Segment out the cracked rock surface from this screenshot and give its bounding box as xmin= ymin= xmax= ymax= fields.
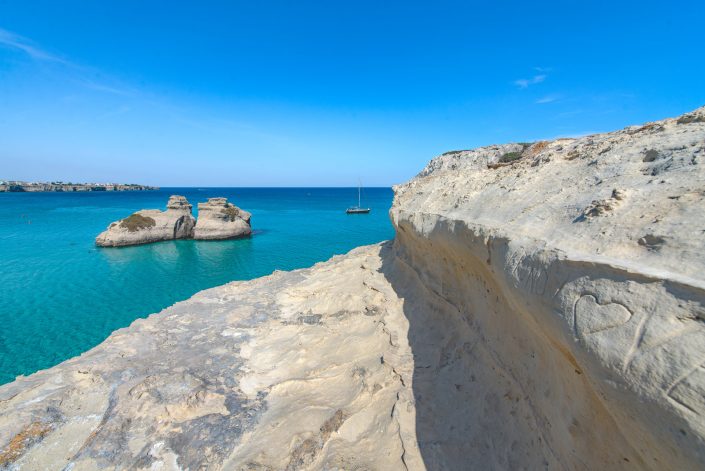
xmin=0 ymin=244 xmax=418 ymax=470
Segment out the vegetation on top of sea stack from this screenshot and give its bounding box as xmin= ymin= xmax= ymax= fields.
xmin=221 ymin=205 xmax=240 ymax=221
xmin=120 ymin=213 xmax=156 ymax=232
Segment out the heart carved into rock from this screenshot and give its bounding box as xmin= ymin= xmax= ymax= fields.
xmin=575 ymin=294 xmax=632 ymax=336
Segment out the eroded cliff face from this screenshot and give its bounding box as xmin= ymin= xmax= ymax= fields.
xmin=389 ymin=105 xmax=705 ymax=469
xmin=1 ymin=107 xmax=704 ymax=470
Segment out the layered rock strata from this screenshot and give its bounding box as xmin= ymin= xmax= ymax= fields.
xmin=2 ymin=106 xmax=705 ymax=470
xmin=387 ymin=105 xmax=705 ymax=469
xmin=193 ymin=197 xmax=252 ymax=240
xmin=95 ymin=195 xmax=196 ymax=247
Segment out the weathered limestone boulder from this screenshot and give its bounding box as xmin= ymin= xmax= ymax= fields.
xmin=95 ymin=195 xmax=196 ymax=247
xmin=2 ymin=106 xmax=704 ymax=470
xmin=193 ymin=197 xmax=252 ymax=240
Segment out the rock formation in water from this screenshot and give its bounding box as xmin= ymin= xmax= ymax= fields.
xmin=3 ymin=106 xmax=705 ymax=469
xmin=193 ymin=197 xmax=252 ymax=240
xmin=95 ymin=196 xmax=252 ymax=247
xmin=95 ymin=195 xmax=196 ymax=247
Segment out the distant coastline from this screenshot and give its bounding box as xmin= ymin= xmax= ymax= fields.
xmin=0 ymin=181 xmax=158 ymax=192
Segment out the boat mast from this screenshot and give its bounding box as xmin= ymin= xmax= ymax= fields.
xmin=358 ymin=182 xmax=361 ymax=208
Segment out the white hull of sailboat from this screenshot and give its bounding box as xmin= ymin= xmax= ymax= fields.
xmin=346 ymin=207 xmax=370 ymax=214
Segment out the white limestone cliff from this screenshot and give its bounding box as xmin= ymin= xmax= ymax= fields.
xmin=2 ymin=106 xmax=704 ymax=470
xmin=389 ymin=105 xmax=705 ymax=469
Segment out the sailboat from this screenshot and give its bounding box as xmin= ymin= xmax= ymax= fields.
xmin=346 ymin=182 xmax=371 ymax=214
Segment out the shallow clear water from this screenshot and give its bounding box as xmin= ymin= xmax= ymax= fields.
xmin=0 ymin=187 xmax=394 ymax=384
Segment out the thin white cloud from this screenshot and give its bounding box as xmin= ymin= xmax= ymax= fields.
xmin=514 ymin=74 xmax=546 ymax=89
xmin=536 ymin=94 xmax=560 ymax=104
xmin=0 ymin=27 xmax=69 ymax=64
xmin=0 ymin=27 xmax=133 ymax=96
xmin=75 ymin=77 xmax=135 ymax=96
xmin=0 ymin=27 xmax=275 ymax=141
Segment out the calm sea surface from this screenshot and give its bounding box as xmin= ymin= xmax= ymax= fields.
xmin=0 ymin=187 xmax=394 ymax=384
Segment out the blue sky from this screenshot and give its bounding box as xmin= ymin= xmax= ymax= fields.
xmin=0 ymin=0 xmax=703 ymax=186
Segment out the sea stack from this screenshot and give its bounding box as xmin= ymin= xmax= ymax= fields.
xmin=95 ymin=195 xmax=196 ymax=247
xmin=193 ymin=197 xmax=252 ymax=240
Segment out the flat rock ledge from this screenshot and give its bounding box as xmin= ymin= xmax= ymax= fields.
xmin=194 ymin=198 xmax=252 ymax=240
xmin=0 ymin=243 xmax=416 ymax=470
xmin=3 ymin=106 xmax=705 ymax=470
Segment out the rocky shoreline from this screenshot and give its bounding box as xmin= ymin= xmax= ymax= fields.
xmin=1 ymin=106 xmax=704 ymax=470
xmin=95 ymin=196 xmax=252 ymax=247
xmin=0 ymin=181 xmax=157 ymax=192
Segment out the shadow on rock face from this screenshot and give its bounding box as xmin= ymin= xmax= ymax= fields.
xmin=375 ymin=223 xmax=659 ymax=470
xmin=376 ymin=239 xmax=562 ymax=470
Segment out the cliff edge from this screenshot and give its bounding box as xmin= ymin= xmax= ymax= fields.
xmin=389 ymin=105 xmax=705 ymax=469
xmin=2 ymin=106 xmax=704 ymax=470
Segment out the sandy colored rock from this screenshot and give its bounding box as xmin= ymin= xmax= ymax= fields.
xmin=389 ymin=104 xmax=705 ymax=469
xmin=193 ymin=197 xmax=252 ymax=240
xmin=95 ymin=195 xmax=196 ymax=247
xmin=0 ymin=244 xmax=417 ymax=470
xmin=2 ymin=105 xmax=705 ymax=470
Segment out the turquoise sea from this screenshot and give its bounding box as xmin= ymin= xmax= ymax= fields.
xmin=0 ymin=188 xmax=394 ymax=385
